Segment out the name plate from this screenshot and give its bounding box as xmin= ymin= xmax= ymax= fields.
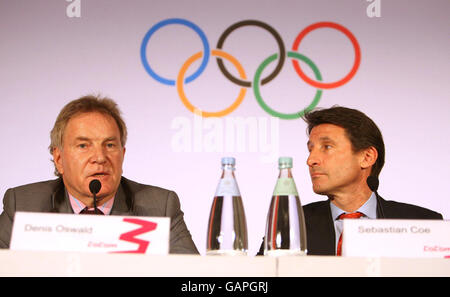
xmin=10 ymin=212 xmax=170 ymax=254
xmin=342 ymin=219 xmax=450 ymax=258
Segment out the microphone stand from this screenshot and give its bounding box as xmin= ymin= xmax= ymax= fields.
xmin=89 ymin=179 xmax=102 ymax=215
xmin=93 ymin=192 xmax=98 ymax=214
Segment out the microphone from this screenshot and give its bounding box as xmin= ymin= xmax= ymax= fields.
xmin=366 ymin=176 xmax=379 ymax=192
xmin=367 ymin=176 xmax=385 ymax=218
xmin=89 ymin=179 xmax=102 ymax=214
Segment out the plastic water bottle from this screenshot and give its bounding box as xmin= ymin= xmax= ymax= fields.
xmin=206 ymin=157 xmax=248 ymax=255
xmin=264 ymin=157 xmax=307 ymax=256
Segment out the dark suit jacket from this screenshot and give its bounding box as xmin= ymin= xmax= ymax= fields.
xmin=0 ymin=177 xmax=199 ymax=254
xmin=257 ymin=194 xmax=443 ymax=256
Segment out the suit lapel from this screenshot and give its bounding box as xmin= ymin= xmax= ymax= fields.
xmin=110 ymin=181 xmax=133 ymax=216
xmin=305 ymin=200 xmax=336 ymax=255
xmin=51 ymin=179 xmax=73 ymax=214
xmin=375 ymin=193 xmax=387 ymax=218
xmin=319 ymin=201 xmax=336 ymax=255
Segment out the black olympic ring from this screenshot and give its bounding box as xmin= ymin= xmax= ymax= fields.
xmin=216 ymin=20 xmax=286 ymax=88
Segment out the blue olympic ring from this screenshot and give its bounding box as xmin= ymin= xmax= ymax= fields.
xmin=140 ymin=18 xmax=210 ymax=86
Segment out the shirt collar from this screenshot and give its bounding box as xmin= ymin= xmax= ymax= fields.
xmin=330 ymin=192 xmax=377 ymax=220
xmin=68 ymin=192 xmax=114 ymax=215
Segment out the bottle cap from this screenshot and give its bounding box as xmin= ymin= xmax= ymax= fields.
xmin=278 ymin=157 xmax=293 ymax=169
xmin=221 ymin=157 xmax=236 ymax=166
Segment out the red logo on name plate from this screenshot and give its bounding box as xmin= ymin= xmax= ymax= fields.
xmin=112 ymin=218 xmax=158 ymax=253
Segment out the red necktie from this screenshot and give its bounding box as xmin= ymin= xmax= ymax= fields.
xmin=336 ymin=212 xmax=364 ymax=256
xmin=80 ymin=207 xmax=104 ymax=215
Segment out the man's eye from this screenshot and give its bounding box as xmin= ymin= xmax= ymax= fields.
xmin=78 ymin=143 xmax=87 ymax=149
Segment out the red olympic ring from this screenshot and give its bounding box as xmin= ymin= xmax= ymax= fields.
xmin=291 ymin=22 xmax=361 ymax=89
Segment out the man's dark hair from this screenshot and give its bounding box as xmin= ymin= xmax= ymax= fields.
xmin=303 ymin=106 xmax=385 ymax=178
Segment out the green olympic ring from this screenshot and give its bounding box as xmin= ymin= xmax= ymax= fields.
xmin=253 ymin=51 xmax=323 ymax=120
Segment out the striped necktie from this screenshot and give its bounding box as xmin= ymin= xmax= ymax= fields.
xmin=80 ymin=207 xmax=104 ymax=215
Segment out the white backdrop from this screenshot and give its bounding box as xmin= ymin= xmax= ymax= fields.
xmin=1 ymin=0 xmax=449 ymax=255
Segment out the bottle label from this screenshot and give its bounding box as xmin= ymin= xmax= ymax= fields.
xmin=215 ymin=177 xmax=241 ymax=196
xmin=273 ymin=177 xmax=299 ymax=196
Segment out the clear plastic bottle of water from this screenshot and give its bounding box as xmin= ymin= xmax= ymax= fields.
xmin=206 ymin=157 xmax=248 ymax=255
xmin=264 ymin=157 xmax=307 ymax=256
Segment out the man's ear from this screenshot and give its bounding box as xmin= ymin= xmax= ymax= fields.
xmin=52 ymin=147 xmax=64 ymax=175
xmin=360 ymin=146 xmax=378 ymax=170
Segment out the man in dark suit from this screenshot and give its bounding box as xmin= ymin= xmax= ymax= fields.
xmin=258 ymin=106 xmax=442 ymax=256
xmin=0 ymin=95 xmax=199 ymax=254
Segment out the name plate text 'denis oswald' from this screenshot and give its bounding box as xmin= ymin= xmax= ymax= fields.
xmin=10 ymin=212 xmax=170 ymax=254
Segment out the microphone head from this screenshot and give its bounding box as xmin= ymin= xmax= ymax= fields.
xmin=89 ymin=179 xmax=102 ymax=195
xmin=367 ymin=176 xmax=379 ymax=192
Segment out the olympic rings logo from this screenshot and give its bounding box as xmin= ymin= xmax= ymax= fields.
xmin=140 ymin=18 xmax=361 ymax=119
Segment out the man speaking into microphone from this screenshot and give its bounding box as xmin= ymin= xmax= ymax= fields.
xmin=0 ymin=95 xmax=199 ymax=254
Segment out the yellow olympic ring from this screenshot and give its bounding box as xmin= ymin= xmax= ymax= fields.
xmin=176 ymin=49 xmax=247 ymax=118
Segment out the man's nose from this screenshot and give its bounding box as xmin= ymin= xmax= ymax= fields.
xmin=306 ymin=150 xmax=320 ymax=167
xmin=91 ymin=145 xmax=106 ymax=163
